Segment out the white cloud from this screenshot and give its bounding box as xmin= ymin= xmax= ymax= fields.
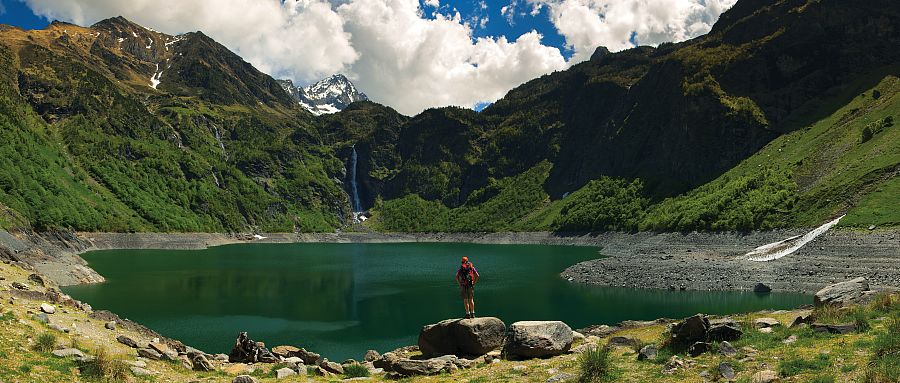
xmin=21 ymin=0 xmax=733 ymax=115
xmin=531 ymin=0 xmax=737 ymax=62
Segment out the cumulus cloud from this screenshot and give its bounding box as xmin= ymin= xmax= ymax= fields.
xmin=21 ymin=0 xmax=734 ymax=115
xmin=530 ymin=0 xmax=738 ymax=62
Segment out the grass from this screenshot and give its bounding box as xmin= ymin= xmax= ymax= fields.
xmin=76 ymin=347 xmax=129 ymax=383
xmin=345 ymin=363 xmax=371 ymax=378
xmin=779 ymin=353 xmax=830 ymax=377
xmin=577 ymin=346 xmax=616 ymax=383
xmin=864 ymin=315 xmax=900 ymax=383
xmin=32 ymin=332 xmax=56 ymax=353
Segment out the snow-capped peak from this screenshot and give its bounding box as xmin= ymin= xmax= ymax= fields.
xmin=278 ymin=74 xmax=368 ymax=116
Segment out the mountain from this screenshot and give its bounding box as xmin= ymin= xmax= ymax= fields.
xmin=0 ymin=0 xmax=897 ymax=236
xmin=279 ymin=74 xmax=368 ymax=116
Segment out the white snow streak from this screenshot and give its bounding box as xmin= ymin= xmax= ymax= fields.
xmin=746 ymin=215 xmax=845 ymax=262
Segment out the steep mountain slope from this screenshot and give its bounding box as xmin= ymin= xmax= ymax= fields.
xmin=279 ymin=74 xmax=368 ymax=115
xmin=351 ymin=0 xmax=900 ymax=232
xmin=0 ymin=17 xmax=349 ymax=232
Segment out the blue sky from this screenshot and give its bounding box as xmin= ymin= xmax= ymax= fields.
xmin=0 ymin=0 xmax=48 ymax=30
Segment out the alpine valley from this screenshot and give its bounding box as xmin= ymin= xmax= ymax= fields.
xmin=0 ymin=0 xmax=897 ymax=236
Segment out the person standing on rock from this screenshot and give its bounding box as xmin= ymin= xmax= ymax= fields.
xmin=456 ymin=256 xmax=480 ymax=319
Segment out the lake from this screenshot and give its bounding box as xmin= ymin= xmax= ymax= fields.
xmin=63 ymin=242 xmax=809 ymax=361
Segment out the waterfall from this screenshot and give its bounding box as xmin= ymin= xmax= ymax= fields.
xmin=746 ymin=215 xmax=845 ymax=261
xmin=349 ymin=145 xmax=363 ymax=214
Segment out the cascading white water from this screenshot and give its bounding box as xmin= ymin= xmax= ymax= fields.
xmin=349 ymin=145 xmax=363 ymax=220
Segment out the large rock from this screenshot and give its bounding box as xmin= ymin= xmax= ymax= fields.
xmin=319 ymin=359 xmax=344 ymax=375
xmin=637 ymin=345 xmax=658 ymax=361
xmin=364 ymin=349 xmax=381 ymax=362
xmin=707 ymin=323 xmax=743 ymax=342
xmin=228 ymin=332 xmax=278 ymax=363
xmin=271 ymin=345 xmax=299 ymax=358
xmin=116 ymin=335 xmax=139 ymax=348
xmin=391 ymin=358 xmax=454 ymax=376
xmin=295 ymin=348 xmax=321 ymax=365
xmin=811 ymin=323 xmax=857 ymax=334
xmin=137 ymin=348 xmax=162 ymax=361
xmin=232 ymin=376 xmax=258 ymax=383
xmin=52 ymin=348 xmax=85 ymax=358
xmin=670 ymin=314 xmax=709 ymax=348
xmin=40 ymin=303 xmax=56 ymax=314
xmin=504 ymin=321 xmax=574 ymax=359
xmin=751 ymin=370 xmax=778 ymax=383
xmin=191 ymin=354 xmax=213 ymax=372
xmin=275 ymin=367 xmax=297 ymax=379
xmin=418 ymin=317 xmax=506 ymax=357
xmin=814 ymin=277 xmax=871 ymax=306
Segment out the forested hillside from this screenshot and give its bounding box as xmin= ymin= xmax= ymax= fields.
xmin=0 ymin=0 xmax=897 ymax=234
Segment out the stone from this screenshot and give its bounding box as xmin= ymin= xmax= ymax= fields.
xmin=33 ymin=312 xmax=49 ymax=324
xmin=117 ymin=335 xmax=139 ymax=348
xmin=314 ymin=366 xmax=334 ymax=377
xmin=364 ymin=349 xmax=381 ymax=362
xmin=11 ymin=282 xmax=28 ymax=290
xmin=137 ymin=348 xmax=162 ymax=360
xmin=783 ymin=335 xmax=798 ymax=344
xmin=214 ymin=353 xmax=228 ymax=361
xmin=392 ymin=358 xmax=453 ymax=376
xmin=569 ymin=343 xmax=598 ymax=354
xmin=754 ymin=318 xmax=780 ymax=328
xmin=373 ymin=352 xmax=399 ymax=371
xmin=811 ymin=323 xmax=857 ymax=334
xmin=719 ymin=341 xmax=737 ymax=357
xmin=232 ymin=376 xmax=258 ymax=383
xmin=814 ymin=278 xmax=871 ymax=307
xmin=191 ymin=354 xmax=214 ymax=372
xmin=418 ymin=317 xmax=506 ymax=357
xmin=707 ymin=323 xmax=743 ymax=342
xmin=40 ymin=303 xmax=56 ymax=314
xmin=126 ymin=360 xmax=147 ymax=368
xmin=228 ymin=332 xmax=278 ymax=363
xmin=295 ymin=348 xmax=321 ymax=365
xmin=688 ymin=342 xmax=710 ymax=357
xmin=178 ymin=355 xmax=193 ymax=370
xmin=319 ymin=359 xmax=344 ymax=375
xmin=271 ymin=345 xmax=300 ymax=358
xmin=283 ymin=356 xmax=304 ymax=365
xmin=148 ymin=342 xmax=169 ymax=354
xmin=751 ymin=370 xmax=778 ymax=383
xmin=753 ymin=283 xmax=772 ymax=293
xmin=52 ymin=348 xmax=85 ymax=358
xmin=512 ymin=365 xmax=527 ymax=372
xmin=572 ymin=331 xmax=585 ymax=342
xmin=719 ymin=362 xmax=735 ymax=379
xmin=504 ymin=321 xmax=574 ymax=359
xmin=130 ymin=366 xmax=154 ymax=376
xmin=49 ymin=324 xmax=69 ymax=333
xmin=105 ymin=321 xmax=116 ymax=330
xmin=342 ymin=358 xmax=359 ymax=366
xmin=547 ymin=372 xmax=575 ymax=382
xmin=607 ymin=336 xmax=641 ymax=349
xmin=275 ymin=367 xmax=297 ymax=379
xmin=758 ymin=327 xmax=774 ymax=334
xmin=637 ymin=345 xmax=658 ymax=361
xmin=671 ymin=314 xmax=709 ymax=347
xmin=790 ymin=314 xmax=812 ymax=328
xmin=28 ymin=274 xmax=45 ymax=286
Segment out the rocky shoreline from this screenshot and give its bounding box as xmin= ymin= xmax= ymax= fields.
xmin=1 ymin=228 xmax=899 ymax=294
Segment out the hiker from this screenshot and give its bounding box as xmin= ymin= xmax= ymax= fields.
xmin=456 ymin=256 xmax=480 ymax=319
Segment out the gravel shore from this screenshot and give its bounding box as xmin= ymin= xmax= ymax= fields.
xmin=2 ymin=229 xmax=898 ymax=293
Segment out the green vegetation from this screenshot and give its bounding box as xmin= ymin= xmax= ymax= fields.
xmin=779 ymin=354 xmax=830 ymax=377
xmin=864 ymin=315 xmax=900 ymax=383
xmin=76 ymin=347 xmax=130 ymax=382
xmin=577 ymin=346 xmax=616 ymax=383
xmin=32 ymin=332 xmax=57 ymax=353
xmin=344 ymin=363 xmax=371 ymax=378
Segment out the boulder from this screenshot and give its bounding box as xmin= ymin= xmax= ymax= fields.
xmin=40 ymin=303 xmax=56 ymax=314
xmin=670 ymin=314 xmax=709 ymax=348
xmin=28 ymin=273 xmax=46 ymax=286
xmin=418 ymin=317 xmax=506 ymax=357
xmin=33 ymin=312 xmax=49 ymax=324
xmin=233 ymin=376 xmax=258 ymax=383
xmin=607 ymin=336 xmax=641 ymax=349
xmin=811 ymin=323 xmax=857 ymax=334
xmin=751 ymin=370 xmax=778 ymax=383
xmin=637 ymin=345 xmax=658 ymax=361
xmin=148 ymin=342 xmax=169 ymax=355
xmin=319 ymin=359 xmax=344 ymax=375
xmin=504 ymin=321 xmax=574 ymax=359
xmin=137 ymin=348 xmax=162 ymax=361
xmin=104 ymin=321 xmax=116 ymax=330
xmin=718 ymin=341 xmax=737 ymax=357
xmin=719 ymin=362 xmax=736 ymax=379
xmin=130 ymin=366 xmax=154 ymax=376
xmin=228 ymin=332 xmax=278 ymax=363
xmin=814 ymin=277 xmax=871 ymax=306
xmin=295 ymin=348 xmax=321 ymax=365
xmin=391 ymin=358 xmax=453 ymax=376
xmin=191 ymin=354 xmax=213 ymax=372
xmin=364 ymin=349 xmax=381 ymax=362
xmin=271 ymin=345 xmax=300 ymax=358
xmin=12 ymin=282 xmax=28 ymax=290
xmin=707 ymin=323 xmax=743 ymax=342
xmin=753 ymin=283 xmax=772 ymax=293
xmin=52 ymin=348 xmax=85 ymax=358
xmin=275 ymin=367 xmax=297 ymax=379
xmin=117 ymin=335 xmax=139 ymax=348
xmin=754 ymin=318 xmax=780 ymax=328
xmin=688 ymin=342 xmax=710 ymax=357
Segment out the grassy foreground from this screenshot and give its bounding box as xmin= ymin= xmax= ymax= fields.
xmin=1 ymin=259 xmax=898 ymax=383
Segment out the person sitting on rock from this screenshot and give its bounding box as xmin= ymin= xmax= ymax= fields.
xmin=456 ymin=256 xmax=480 ymax=319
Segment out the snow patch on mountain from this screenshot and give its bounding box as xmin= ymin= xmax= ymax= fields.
xmin=278 ymin=74 xmax=368 ymax=116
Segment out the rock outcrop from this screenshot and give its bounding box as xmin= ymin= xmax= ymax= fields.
xmin=228 ymin=332 xmax=277 ymax=363
xmin=503 ymin=321 xmax=573 ymax=359
xmin=418 ymin=317 xmax=506 ymax=357
xmin=814 ymin=277 xmax=873 ymax=306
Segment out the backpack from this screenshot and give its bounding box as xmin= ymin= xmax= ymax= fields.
xmin=460 ymin=263 xmax=474 ymax=287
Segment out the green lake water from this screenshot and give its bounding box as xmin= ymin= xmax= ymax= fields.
xmin=63 ymin=242 xmax=809 ymax=361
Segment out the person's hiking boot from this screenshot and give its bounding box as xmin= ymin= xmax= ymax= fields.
xmin=464 ymin=313 xmax=471 ymax=319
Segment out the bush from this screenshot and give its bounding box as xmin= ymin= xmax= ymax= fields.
xmin=578 ymin=346 xmax=616 ymax=383
xmin=33 ymin=332 xmax=57 ymax=352
xmin=77 ymin=347 xmax=129 ymax=382
xmin=344 ymin=363 xmax=370 ymax=378
xmin=870 ymin=292 xmax=897 ymax=313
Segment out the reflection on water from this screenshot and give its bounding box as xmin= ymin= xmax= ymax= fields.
xmin=63 ymin=242 xmax=809 ymax=360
